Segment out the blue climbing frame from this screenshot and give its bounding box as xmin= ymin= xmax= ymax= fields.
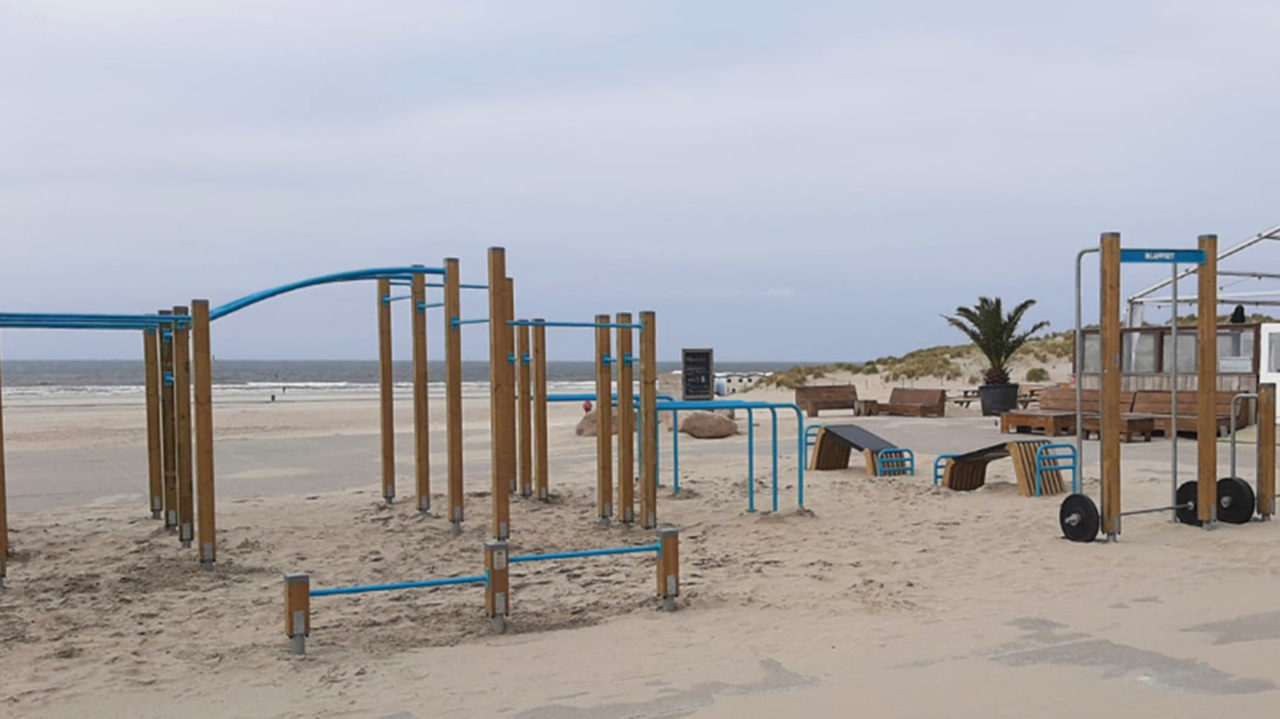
xmin=1035 ymin=443 xmax=1079 ymax=496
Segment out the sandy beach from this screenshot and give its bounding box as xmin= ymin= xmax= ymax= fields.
xmin=3 ymin=378 xmax=1279 ymax=719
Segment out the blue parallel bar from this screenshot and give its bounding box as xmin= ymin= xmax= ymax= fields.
xmin=309 ymin=574 xmax=486 ymax=597
xmin=508 ymin=320 xmax=643 ymax=329
xmin=425 ymin=282 xmax=489 ymax=290
xmin=451 ymin=317 xmax=490 ymax=328
xmin=510 ymin=544 xmax=659 ymax=563
xmin=387 ymin=294 xmax=412 ymax=303
xmin=419 ymin=302 xmax=444 ymax=311
xmin=770 ymin=407 xmax=778 ymax=512
xmin=546 ymin=393 xmax=676 ymax=404
xmin=747 ymin=408 xmax=755 ymax=512
xmin=672 ymin=410 xmax=680 ymax=492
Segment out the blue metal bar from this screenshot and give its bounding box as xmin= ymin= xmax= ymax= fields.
xmin=451 ymin=317 xmax=490 ymax=329
xmin=0 ymin=312 xmax=187 ymax=324
xmin=875 ymin=448 xmax=915 ymax=477
xmin=933 ymin=454 xmax=958 ymax=486
xmin=546 ymin=393 xmax=676 ymax=404
xmin=418 ymin=301 xmax=444 ymax=311
xmin=0 ymin=321 xmax=164 ymax=331
xmin=209 ymin=266 xmax=446 ymax=320
xmin=747 ymin=408 xmax=755 ymax=512
xmin=425 ymin=282 xmax=489 ymax=290
xmin=672 ymin=410 xmax=680 ymax=492
xmin=509 ymin=544 xmax=659 ymax=563
xmin=1035 ymin=443 xmax=1079 ymax=496
xmin=770 ymin=407 xmax=778 ymax=512
xmin=387 ymin=294 xmax=412 ymax=303
xmin=508 ymin=320 xmax=643 ymax=329
xmin=309 ymin=574 xmax=487 ymax=597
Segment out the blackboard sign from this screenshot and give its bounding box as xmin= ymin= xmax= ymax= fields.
xmin=682 ymin=348 xmax=714 ymax=401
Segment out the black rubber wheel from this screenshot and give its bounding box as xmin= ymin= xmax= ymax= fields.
xmin=1175 ymin=481 xmax=1200 ymax=526
xmin=1060 ymin=493 xmax=1099 ymax=543
xmin=1217 ymin=477 xmax=1255 ymax=525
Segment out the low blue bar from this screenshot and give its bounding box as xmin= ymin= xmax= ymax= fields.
xmin=508 ymin=320 xmax=643 ymax=329
xmin=510 ymin=544 xmax=659 ymax=563
xmin=309 ymin=574 xmax=487 ymax=597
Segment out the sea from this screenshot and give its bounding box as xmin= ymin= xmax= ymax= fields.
xmin=0 ymin=360 xmax=792 ymax=400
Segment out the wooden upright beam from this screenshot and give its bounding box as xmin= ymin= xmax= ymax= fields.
xmin=411 ymin=269 xmax=430 ymax=513
xmin=595 ymin=314 xmax=614 ymax=524
xmin=377 ymin=278 xmax=396 ymax=505
xmin=517 ymin=322 xmax=533 ymax=498
xmin=639 ymin=311 xmax=658 ymax=529
xmin=1258 ymin=383 xmax=1276 ymax=519
xmin=143 ymin=327 xmax=163 ymax=519
xmin=173 ymin=305 xmax=194 ymax=548
xmin=192 ymin=300 xmax=216 ymax=564
xmin=1197 ymin=234 xmax=1219 ymax=525
xmin=444 ymin=258 xmax=464 ymax=530
xmin=0 ymin=332 xmax=8 ymax=579
xmin=503 ymin=277 xmax=517 ymax=495
xmin=1099 ymin=234 xmax=1122 ymax=538
xmin=159 ymin=309 xmax=178 ymax=531
xmin=532 ymin=318 xmax=549 ymax=501
xmin=616 ymin=312 xmax=635 ymax=524
xmin=488 ymin=248 xmax=511 ymax=540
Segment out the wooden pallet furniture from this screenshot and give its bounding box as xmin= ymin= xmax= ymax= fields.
xmin=794 ymin=385 xmax=858 ymax=418
xmin=1079 ymin=414 xmax=1155 ymax=442
xmin=938 ymin=439 xmax=1067 ymax=496
xmin=1000 ymin=388 xmax=1135 ymax=437
xmin=879 ymin=388 xmax=945 ymax=417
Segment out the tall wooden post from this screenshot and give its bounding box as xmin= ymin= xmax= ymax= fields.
xmin=533 ymin=318 xmax=549 ymax=501
xmin=616 ymin=313 xmax=635 ymax=524
xmin=284 ymin=573 xmax=311 ymax=655
xmin=1099 ymin=234 xmax=1121 ymax=538
xmin=0 ymin=332 xmax=7 ymax=580
xmin=517 ymin=322 xmax=533 ymax=498
xmin=444 ymin=258 xmax=464 ymax=530
xmin=377 ymin=278 xmax=396 ymax=505
xmin=487 ymin=249 xmax=511 ymax=539
xmin=595 ymin=314 xmax=614 ymax=524
xmin=173 ymin=306 xmax=195 ymax=548
xmin=1258 ymin=383 xmax=1276 ymax=519
xmin=192 ymin=300 xmax=216 ymax=564
xmin=1197 ymin=234 xmax=1219 ymax=525
xmin=485 ymin=540 xmax=510 ymax=634
xmin=658 ymin=527 xmax=679 ymax=611
xmin=411 ymin=269 xmax=430 ymax=513
xmin=143 ymin=327 xmax=163 ymax=519
xmin=639 ymin=311 xmax=658 ymax=529
xmin=159 ymin=309 xmax=178 ymax=530
xmin=503 ymin=278 xmax=517 ymax=495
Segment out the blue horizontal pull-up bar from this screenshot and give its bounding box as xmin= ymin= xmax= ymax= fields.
xmin=210 ymin=266 xmax=447 ymax=321
xmin=0 ymin=312 xmax=190 ymax=324
xmin=451 ymin=317 xmax=490 ymax=329
xmin=426 ymin=282 xmax=489 ymax=290
xmin=508 ymin=320 xmax=643 ymax=330
xmin=545 ymin=393 xmax=677 ymax=404
xmin=309 ymin=573 xmax=487 ymax=597
xmin=509 ymin=543 xmax=660 ymax=564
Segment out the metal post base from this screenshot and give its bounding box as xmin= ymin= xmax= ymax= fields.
xmin=151 ymin=510 xmax=162 ymax=520
xmin=538 ymin=489 xmax=549 ymax=502
xmin=490 ymin=615 xmax=506 ymax=634
xmin=290 ymin=634 xmax=306 ymax=656
xmin=597 ymin=516 xmax=611 ymax=528
xmin=451 ymin=521 xmax=462 ymax=536
xmin=663 ymin=596 xmax=676 ymax=612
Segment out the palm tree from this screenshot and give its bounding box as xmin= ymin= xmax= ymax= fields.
xmin=943 ymin=297 xmax=1049 ymax=386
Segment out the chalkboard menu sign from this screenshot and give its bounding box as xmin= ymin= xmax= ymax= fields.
xmin=681 ymin=348 xmax=714 ymax=401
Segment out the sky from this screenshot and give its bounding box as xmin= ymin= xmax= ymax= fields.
xmin=2 ymin=1 xmax=1280 ymax=362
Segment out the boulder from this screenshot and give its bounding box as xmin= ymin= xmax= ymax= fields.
xmin=678 ymin=411 xmax=738 ymax=439
xmin=575 ymin=409 xmax=622 ymax=437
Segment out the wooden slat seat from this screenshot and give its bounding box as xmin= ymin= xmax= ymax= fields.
xmin=879 ymin=388 xmax=945 ymax=417
xmin=795 ymin=385 xmax=857 ymax=418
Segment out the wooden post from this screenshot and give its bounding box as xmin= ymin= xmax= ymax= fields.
xmin=0 ymin=332 xmax=7 ymax=580
xmin=284 ymin=573 xmax=311 ymax=655
xmin=595 ymin=314 xmax=614 ymax=524
xmin=173 ymin=305 xmax=195 ymax=548
xmin=658 ymin=528 xmax=679 ymax=611
xmin=143 ymin=327 xmax=163 ymax=519
xmin=517 ymin=322 xmax=533 ymax=497
xmin=411 ymin=269 xmax=430 ymax=513
xmin=192 ymin=300 xmax=216 ymax=564
xmin=640 ymin=311 xmax=658 ymax=529
xmin=484 ymin=540 xmax=509 ymax=634
xmin=533 ymin=318 xmax=549 ymax=501
xmin=444 ymin=258 xmax=465 ymax=530
xmin=487 ymin=249 xmax=511 ymax=539
xmin=1197 ymin=234 xmax=1218 ymax=525
xmin=503 ymin=278 xmax=517 ymax=495
xmin=159 ymin=309 xmax=178 ymax=530
xmin=616 ymin=313 xmax=635 ymax=524
xmin=377 ymin=278 xmax=396 ymax=505
xmin=1099 ymin=234 xmax=1122 ymax=538
xmin=1259 ymin=383 xmax=1276 ymax=518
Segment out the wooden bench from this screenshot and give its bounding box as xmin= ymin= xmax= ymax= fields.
xmin=795 ymin=385 xmax=857 ymax=418
xmin=879 ymin=388 xmax=945 ymax=417
xmin=1131 ymin=391 xmax=1250 ymax=438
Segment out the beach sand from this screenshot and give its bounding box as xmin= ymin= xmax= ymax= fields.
xmin=3 ymin=382 xmax=1280 ymax=718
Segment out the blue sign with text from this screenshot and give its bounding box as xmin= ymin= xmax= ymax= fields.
xmin=1119 ymin=248 xmax=1207 ymax=264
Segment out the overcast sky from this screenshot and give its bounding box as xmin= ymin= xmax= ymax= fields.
xmin=2 ymin=1 xmax=1279 ymax=361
